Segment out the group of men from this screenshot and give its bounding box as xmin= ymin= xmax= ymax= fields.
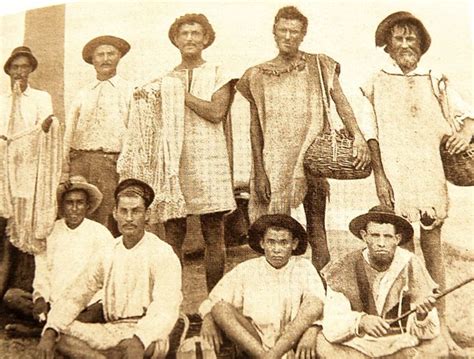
xmin=0 ymin=4 xmax=472 ymax=359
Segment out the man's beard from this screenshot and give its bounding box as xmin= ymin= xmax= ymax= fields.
xmin=393 ymin=49 xmax=420 ymax=72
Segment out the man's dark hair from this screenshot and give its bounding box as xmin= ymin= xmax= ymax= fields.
xmin=273 ymin=6 xmax=308 ymax=35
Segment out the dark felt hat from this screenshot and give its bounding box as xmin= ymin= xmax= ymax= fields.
xmin=82 ymin=35 xmax=130 ymax=64
xmin=248 ymin=214 xmax=308 ymax=255
xmin=375 ymin=11 xmax=431 ymax=54
xmin=57 ymin=175 xmax=103 ymax=215
xmin=114 ymin=178 xmax=155 ymax=208
xmin=349 ymin=205 xmax=414 ymax=245
xmin=168 ymin=13 xmax=216 ymax=49
xmin=4 ymin=46 xmax=38 ymax=75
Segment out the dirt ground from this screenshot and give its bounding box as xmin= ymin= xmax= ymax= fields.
xmin=0 ymin=230 xmax=472 ymax=358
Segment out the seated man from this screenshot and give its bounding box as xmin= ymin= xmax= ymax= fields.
xmin=37 ymin=178 xmax=183 ymax=358
xmin=3 ymin=175 xmax=113 ymax=333
xmin=318 ymin=205 xmax=448 ymax=358
xmin=200 ymin=214 xmax=325 ymax=358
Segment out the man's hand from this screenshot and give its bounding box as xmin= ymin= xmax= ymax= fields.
xmin=415 ymin=295 xmax=437 ymax=321
xmin=33 ymin=297 xmax=49 ymax=322
xmin=255 ymin=171 xmax=271 ymax=204
xmin=37 ymin=328 xmax=57 ymax=359
xmin=144 ymin=338 xmax=169 ymax=359
xmin=201 ymin=314 xmax=223 ymax=353
xmin=352 ymin=134 xmax=371 ymax=170
xmin=41 ymin=115 xmax=54 ymax=133
xmin=374 ymin=174 xmax=394 ymax=208
xmin=359 ymin=314 xmax=390 ymax=337
xmin=295 ymin=326 xmax=319 ymax=359
xmin=118 ymin=336 xmax=145 ymax=359
xmin=445 ymin=132 xmax=470 ymax=155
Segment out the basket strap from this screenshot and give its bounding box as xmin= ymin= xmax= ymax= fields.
xmin=431 ymin=72 xmax=460 ymax=134
xmin=179 ymin=312 xmax=190 ymax=345
xmin=316 ymin=55 xmax=338 ymax=161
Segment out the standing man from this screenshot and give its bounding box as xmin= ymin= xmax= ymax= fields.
xmin=3 ymin=176 xmax=113 ymax=333
xmin=165 ymin=14 xmax=236 ymax=291
xmin=361 ymin=11 xmax=473 ymax=354
xmin=0 ymin=46 xmax=60 ymax=299
xmin=236 ymin=6 xmax=370 ymax=271
xmin=62 ymin=35 xmax=134 ymax=237
xmin=37 ymin=178 xmax=182 ymax=358
xmin=319 ymin=205 xmax=446 ymax=358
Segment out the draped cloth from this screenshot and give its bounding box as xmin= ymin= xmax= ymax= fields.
xmin=4 ymin=120 xmax=62 ymax=254
xmin=118 ymin=76 xmax=186 ymax=223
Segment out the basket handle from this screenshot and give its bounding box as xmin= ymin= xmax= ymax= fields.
xmin=435 ymin=75 xmax=460 ymax=134
xmin=316 ymin=55 xmax=338 ymax=161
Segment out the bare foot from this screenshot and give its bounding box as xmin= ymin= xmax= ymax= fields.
xmin=441 ymin=325 xmax=466 ymax=357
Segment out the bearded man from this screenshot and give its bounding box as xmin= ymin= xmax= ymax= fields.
xmin=361 ymin=11 xmax=473 ymax=355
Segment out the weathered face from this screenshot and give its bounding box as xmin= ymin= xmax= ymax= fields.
xmin=113 ymin=195 xmax=149 ymax=240
xmin=92 ymin=44 xmax=121 ymax=79
xmin=175 ymin=22 xmax=208 ymax=57
xmin=273 ymin=18 xmax=305 ymax=56
xmin=260 ymin=227 xmax=298 ymax=269
xmin=388 ymin=25 xmax=422 ymax=72
xmin=62 ymin=190 xmax=89 ymax=230
xmin=361 ymin=222 xmax=401 ymax=269
xmin=9 ymin=55 xmax=33 ymax=92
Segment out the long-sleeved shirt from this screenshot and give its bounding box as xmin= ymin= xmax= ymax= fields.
xmin=62 ymin=75 xmax=133 ymax=158
xmin=322 ymin=247 xmax=440 ymax=357
xmin=199 ymin=256 xmax=325 ymax=350
xmin=33 ymin=218 xmax=114 ymax=304
xmin=44 ymin=231 xmax=182 ymax=349
xmin=0 ymin=85 xmax=53 ymax=136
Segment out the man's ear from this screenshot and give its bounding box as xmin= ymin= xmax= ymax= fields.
xmin=360 ymin=229 xmax=368 ymax=243
xmin=112 ymin=207 xmax=118 ymax=221
xmin=291 ymin=238 xmax=298 ymax=251
xmin=203 ymin=33 xmax=210 ymax=47
xmin=259 ymin=239 xmax=265 ymax=250
xmin=395 ymin=233 xmax=402 ymax=245
xmin=145 ymin=208 xmax=151 ymax=223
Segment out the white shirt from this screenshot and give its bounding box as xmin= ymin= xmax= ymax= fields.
xmin=199 ymin=256 xmax=325 ymax=350
xmin=0 ymin=86 xmax=53 ymax=136
xmin=63 ymin=75 xmax=133 ymax=154
xmin=45 ymin=231 xmax=183 ymax=349
xmin=33 ymin=218 xmax=114 ymax=304
xmin=358 ymin=60 xmax=473 ymax=141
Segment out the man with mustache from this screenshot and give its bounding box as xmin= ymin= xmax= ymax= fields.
xmin=3 ymin=176 xmax=113 ymax=335
xmin=0 ymin=46 xmax=60 ymax=305
xmin=199 ymin=214 xmax=325 ymax=359
xmin=319 ymin=205 xmax=446 ymax=358
xmin=164 ymin=13 xmax=236 ymax=292
xmin=62 ymin=35 xmax=134 ymax=237
xmin=37 ymin=178 xmax=182 ymax=358
xmin=360 ymin=11 xmax=473 ymax=354
xmin=236 ymin=6 xmax=370 ymax=271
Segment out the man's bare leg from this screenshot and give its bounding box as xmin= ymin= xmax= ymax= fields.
xmin=56 ymin=334 xmax=106 ymax=359
xmin=420 ymin=225 xmax=464 ymax=355
xmin=211 ymin=301 xmax=264 ymax=357
xmin=303 ymin=177 xmax=330 ymax=271
xmin=164 ymin=217 xmax=187 ymax=261
xmin=201 ymin=212 xmax=226 ymax=292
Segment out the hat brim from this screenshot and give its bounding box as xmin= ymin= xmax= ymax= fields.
xmin=375 ymin=11 xmax=431 ymax=54
xmin=57 ymin=182 xmax=103 ymax=216
xmin=248 ymin=214 xmax=308 ymax=255
xmin=4 ymin=52 xmax=38 ymax=75
xmin=82 ymin=35 xmax=130 ymax=64
xmin=349 ymin=211 xmax=413 ymax=245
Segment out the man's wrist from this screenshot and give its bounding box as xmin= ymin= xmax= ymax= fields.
xmin=43 ymin=328 xmax=58 ymax=340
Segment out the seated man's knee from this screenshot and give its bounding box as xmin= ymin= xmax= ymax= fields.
xmin=211 ymin=301 xmax=235 ymax=318
xmin=3 ymin=288 xmax=25 ymax=308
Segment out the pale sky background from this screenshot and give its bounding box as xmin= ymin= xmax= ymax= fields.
xmin=0 ymin=0 xmax=473 ymax=248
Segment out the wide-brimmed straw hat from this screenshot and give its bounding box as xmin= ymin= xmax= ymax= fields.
xmin=4 ymin=46 xmax=38 ymax=75
xmin=349 ymin=205 xmax=414 ymax=245
xmin=375 ymin=11 xmax=431 ymax=54
xmin=248 ymin=214 xmax=308 ymax=255
xmin=168 ymin=13 xmax=216 ymax=49
xmin=57 ymin=175 xmax=103 ymax=215
xmin=82 ymin=35 xmax=130 ymax=64
xmin=114 ymin=178 xmax=155 ymax=208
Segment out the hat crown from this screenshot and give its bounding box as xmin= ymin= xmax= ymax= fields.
xmin=69 ymin=175 xmax=89 ymax=185
xmin=368 ymin=204 xmax=396 ymax=215
xmin=10 ymin=46 xmax=34 ymax=57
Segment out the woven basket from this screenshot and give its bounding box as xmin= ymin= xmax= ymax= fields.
xmin=440 ymin=135 xmax=474 ymax=186
xmin=304 ymin=131 xmax=372 ymax=180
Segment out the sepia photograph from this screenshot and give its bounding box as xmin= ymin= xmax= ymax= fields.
xmin=0 ymin=0 xmax=472 ymax=357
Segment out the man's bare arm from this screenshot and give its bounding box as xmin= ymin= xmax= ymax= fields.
xmin=368 ymin=139 xmax=394 ymax=208
xmin=268 ymin=296 xmax=323 ymax=359
xmin=184 ymin=83 xmax=231 ymax=124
